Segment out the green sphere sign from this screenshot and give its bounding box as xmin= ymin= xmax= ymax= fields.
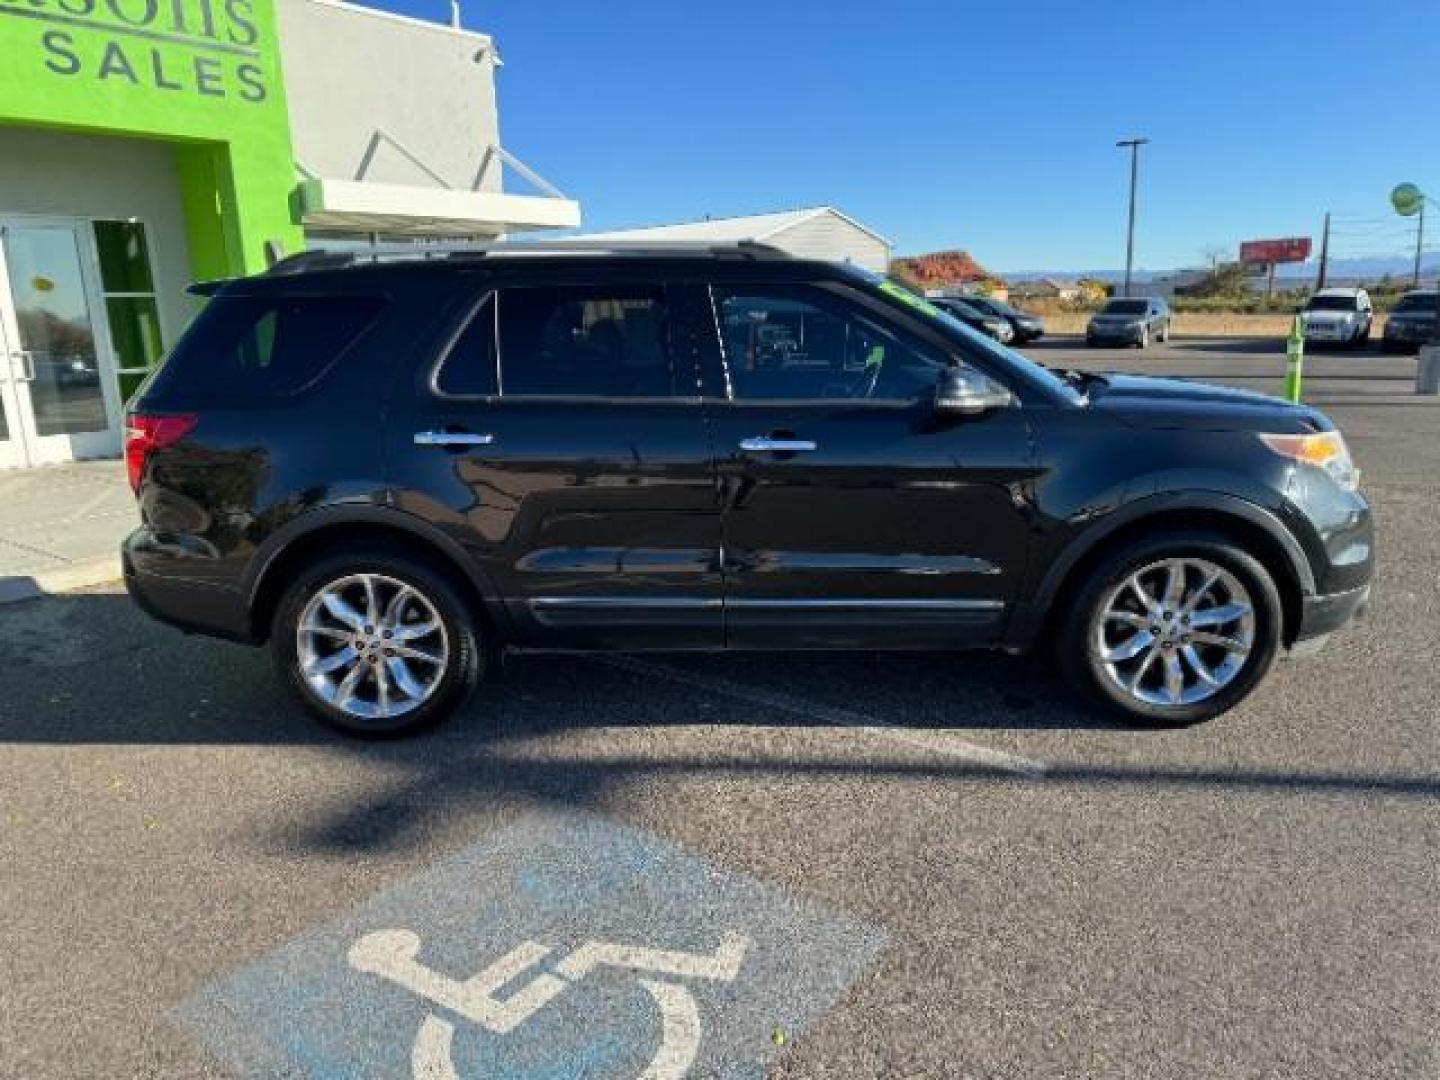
xmin=1391 ymin=183 xmax=1424 ymax=217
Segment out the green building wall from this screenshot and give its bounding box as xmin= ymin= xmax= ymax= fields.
xmin=0 ymin=0 xmax=304 ymax=281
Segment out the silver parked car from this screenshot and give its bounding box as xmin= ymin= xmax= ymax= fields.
xmin=1086 ymin=297 xmax=1171 ymax=348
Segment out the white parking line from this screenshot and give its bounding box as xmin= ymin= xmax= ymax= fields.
xmin=594 ymin=656 xmax=1046 ymax=777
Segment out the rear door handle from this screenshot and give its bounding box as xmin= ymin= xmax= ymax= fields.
xmin=414 ymin=431 xmax=496 ymax=447
xmin=738 ymin=437 xmax=817 ymax=453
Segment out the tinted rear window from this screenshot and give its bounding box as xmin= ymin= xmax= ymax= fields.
xmin=147 ymin=293 xmax=386 ymax=402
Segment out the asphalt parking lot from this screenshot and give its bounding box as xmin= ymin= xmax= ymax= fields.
xmin=2 ymin=337 xmax=1436 ymax=1079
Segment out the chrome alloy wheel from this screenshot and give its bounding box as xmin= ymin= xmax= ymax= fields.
xmin=296 ymin=573 xmax=450 ymax=721
xmin=1092 ymin=557 xmax=1255 ymax=708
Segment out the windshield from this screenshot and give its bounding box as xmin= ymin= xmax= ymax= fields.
xmin=1393 ymin=293 xmax=1438 ymax=314
xmin=1306 ymin=295 xmax=1360 ymax=311
xmin=1100 ymin=300 xmax=1148 ymax=315
xmin=865 ymin=272 xmax=1085 ymax=405
xmin=987 ymin=299 xmax=1024 ymax=318
xmin=936 ymin=298 xmax=983 ymax=319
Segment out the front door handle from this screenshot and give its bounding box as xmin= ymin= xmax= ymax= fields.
xmin=414 ymin=431 xmax=496 ymax=447
xmin=738 ymin=437 xmax=817 ymax=453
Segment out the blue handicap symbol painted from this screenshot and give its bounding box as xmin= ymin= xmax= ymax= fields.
xmin=174 ymin=811 xmax=889 ymax=1078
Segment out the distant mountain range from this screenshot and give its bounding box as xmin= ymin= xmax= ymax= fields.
xmin=998 ymin=254 xmax=1439 ymax=284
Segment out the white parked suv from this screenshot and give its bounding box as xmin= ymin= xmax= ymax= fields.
xmin=1301 ymin=287 xmax=1373 ymax=348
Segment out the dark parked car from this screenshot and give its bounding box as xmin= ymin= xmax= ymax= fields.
xmin=930 ymin=297 xmax=1014 ymax=343
xmin=962 ymin=296 xmax=1045 ymax=343
xmin=1381 ymin=289 xmax=1437 ymax=352
xmin=1087 ymin=297 xmax=1171 ymax=347
xmin=124 ymin=243 xmax=1371 ymax=736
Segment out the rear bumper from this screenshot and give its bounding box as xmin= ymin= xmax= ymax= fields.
xmin=122 ymin=530 xmax=255 ymax=644
xmin=1294 ymin=583 xmax=1370 ymax=644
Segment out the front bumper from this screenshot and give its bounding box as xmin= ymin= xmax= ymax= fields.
xmin=1303 ymin=323 xmax=1360 ymax=343
xmin=1292 ymin=583 xmax=1370 ymax=651
xmin=1087 ymin=325 xmax=1143 ymax=344
xmin=1383 ymin=321 xmax=1432 ymax=345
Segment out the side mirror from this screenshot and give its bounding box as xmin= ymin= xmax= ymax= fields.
xmin=935 ymin=366 xmax=1014 ymax=416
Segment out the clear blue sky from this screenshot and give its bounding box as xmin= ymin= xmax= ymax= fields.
xmin=365 ymin=0 xmax=1437 ymax=273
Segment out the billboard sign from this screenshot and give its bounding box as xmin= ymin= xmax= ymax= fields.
xmin=1239 ymin=237 xmax=1312 ymax=265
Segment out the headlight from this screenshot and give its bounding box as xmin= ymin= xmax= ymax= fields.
xmin=1259 ymin=431 xmax=1359 ymax=491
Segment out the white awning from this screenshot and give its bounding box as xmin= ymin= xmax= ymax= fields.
xmin=297 ymin=177 xmax=581 ymax=237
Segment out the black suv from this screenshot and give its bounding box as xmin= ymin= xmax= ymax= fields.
xmin=124 ymin=243 xmax=1372 ymax=735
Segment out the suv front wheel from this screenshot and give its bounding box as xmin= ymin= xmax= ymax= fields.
xmin=272 ymin=551 xmax=486 ymax=736
xmin=1059 ymin=531 xmax=1283 ymax=726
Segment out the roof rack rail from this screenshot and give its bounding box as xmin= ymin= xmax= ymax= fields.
xmin=266 ymin=239 xmax=794 ymax=275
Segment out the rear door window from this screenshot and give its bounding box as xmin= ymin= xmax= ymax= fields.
xmin=495 ymin=285 xmax=676 ymax=398
xmin=148 ymin=293 xmax=386 ymax=402
xmin=433 ymin=294 xmax=499 ymax=397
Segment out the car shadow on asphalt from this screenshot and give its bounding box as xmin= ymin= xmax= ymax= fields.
xmin=6 ymin=590 xmax=1438 ymax=860
xmin=0 ymin=589 xmax=1108 ymax=746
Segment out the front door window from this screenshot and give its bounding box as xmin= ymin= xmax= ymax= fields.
xmin=713 ymin=285 xmax=946 ymax=403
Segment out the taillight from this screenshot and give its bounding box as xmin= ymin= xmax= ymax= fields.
xmin=124 ymin=413 xmax=198 ymax=493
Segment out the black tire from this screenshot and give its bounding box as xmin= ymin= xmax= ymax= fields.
xmin=1159 ymin=320 xmax=1171 ymax=343
xmin=1058 ymin=530 xmax=1283 ymax=727
xmin=271 ymin=549 xmax=486 ymax=737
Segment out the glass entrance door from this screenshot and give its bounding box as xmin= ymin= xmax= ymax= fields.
xmin=0 ymin=219 xmax=122 ymax=468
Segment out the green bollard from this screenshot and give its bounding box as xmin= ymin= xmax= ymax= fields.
xmin=1283 ymin=314 xmax=1305 ymax=403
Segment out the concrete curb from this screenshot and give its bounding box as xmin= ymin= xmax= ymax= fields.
xmin=0 ymin=556 xmax=123 ymax=606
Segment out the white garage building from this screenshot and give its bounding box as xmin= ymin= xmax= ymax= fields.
xmin=576 ymin=207 xmax=891 ymax=272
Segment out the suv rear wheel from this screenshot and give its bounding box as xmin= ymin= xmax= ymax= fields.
xmin=1059 ymin=531 xmax=1282 ymax=726
xmin=272 ymin=551 xmax=485 ymax=736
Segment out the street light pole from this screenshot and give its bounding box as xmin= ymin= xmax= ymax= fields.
xmin=1116 ymin=138 xmax=1149 ymax=298
xmin=1413 ymin=196 xmax=1426 ymax=289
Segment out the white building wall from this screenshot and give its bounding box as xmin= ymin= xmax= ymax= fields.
xmin=277 ymin=0 xmax=501 ymax=193
xmin=0 ymin=126 xmax=197 ymax=343
xmin=773 ymin=215 xmax=890 ymax=272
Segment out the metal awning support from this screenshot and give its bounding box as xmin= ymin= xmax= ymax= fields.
xmin=354 ymin=130 xmax=453 ymax=189
xmin=472 ymin=144 xmax=567 ymax=198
